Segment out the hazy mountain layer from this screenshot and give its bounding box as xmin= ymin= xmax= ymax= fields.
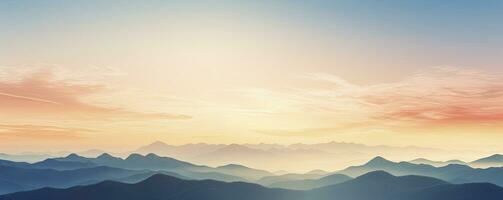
xmin=338 ymin=156 xmax=503 ymax=186
xmin=2 ymin=171 xmax=502 ymax=200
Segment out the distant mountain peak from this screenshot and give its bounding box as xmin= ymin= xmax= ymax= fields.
xmin=146 ymin=153 xmax=160 ymax=158
xmin=126 ymin=153 xmax=144 ymax=160
xmin=96 ymin=153 xmax=114 ymax=159
xmin=365 ymin=156 xmax=393 ymax=166
xmin=66 ymin=153 xmax=82 ymax=158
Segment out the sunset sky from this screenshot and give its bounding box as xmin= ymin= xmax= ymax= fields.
xmin=1 ymin=0 xmax=502 ymax=154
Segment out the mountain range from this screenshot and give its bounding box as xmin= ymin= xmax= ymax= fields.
xmin=0 ymin=165 xmax=144 ymax=194
xmin=0 ymin=153 xmax=254 ymax=194
xmin=134 ymin=141 xmax=473 ymax=172
xmin=1 ymin=151 xmax=502 ymax=197
xmin=409 ymin=154 xmax=503 ymax=168
xmin=3 ymin=142 xmax=500 ymax=172
xmin=338 ymin=156 xmax=503 ymax=186
xmin=2 ymin=171 xmax=502 ymax=200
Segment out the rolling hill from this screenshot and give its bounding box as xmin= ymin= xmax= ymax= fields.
xmin=0 ymin=165 xmax=145 ymax=195
xmin=338 ymin=156 xmax=503 ymax=186
xmin=2 ymin=171 xmax=503 ymax=200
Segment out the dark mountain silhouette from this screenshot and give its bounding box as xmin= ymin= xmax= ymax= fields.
xmin=44 ymin=153 xmax=256 ymax=182
xmin=269 ymin=173 xmax=352 ymax=190
xmin=0 ymin=174 xmax=302 ymax=200
xmin=93 ymin=153 xmax=124 ymax=166
xmin=0 ymin=159 xmax=30 ymax=168
xmin=31 ymin=159 xmax=97 ymax=170
xmin=408 ymin=183 xmax=503 ymax=200
xmin=108 ymin=171 xmax=186 ymax=184
xmin=309 ymin=171 xmax=448 ymax=200
xmin=0 ymin=165 xmax=145 ymax=195
xmin=55 ymin=153 xmax=90 ymax=163
xmin=338 ymin=156 xmax=503 ymax=186
xmin=2 ymin=171 xmax=503 ymax=200
xmin=50 ymin=153 xmax=207 ymax=171
xmin=121 ymin=153 xmax=199 ymax=170
xmin=0 ymin=179 xmax=26 ymax=195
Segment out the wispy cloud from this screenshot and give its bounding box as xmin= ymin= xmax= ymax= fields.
xmin=298 ymin=67 xmax=503 ymax=125
xmin=240 ymin=67 xmax=503 ymax=137
xmin=0 ymin=68 xmax=191 ymax=120
xmin=0 ymin=124 xmax=91 ymax=140
xmin=362 ymin=67 xmax=503 ymax=124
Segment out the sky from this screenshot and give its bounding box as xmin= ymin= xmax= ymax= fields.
xmin=0 ymin=0 xmax=502 ymax=154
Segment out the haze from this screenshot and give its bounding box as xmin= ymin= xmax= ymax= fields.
xmin=1 ymin=0 xmax=503 ymax=163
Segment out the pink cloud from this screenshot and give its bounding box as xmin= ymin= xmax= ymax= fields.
xmin=361 ymin=67 xmax=503 ymax=124
xmin=0 ymin=68 xmax=191 ymax=120
xmin=0 ymin=124 xmax=90 ymax=140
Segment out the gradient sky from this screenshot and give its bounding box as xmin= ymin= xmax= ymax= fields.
xmin=1 ymin=0 xmax=503 ymax=154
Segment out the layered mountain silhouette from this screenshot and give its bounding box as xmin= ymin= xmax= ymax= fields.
xmin=307 ymin=171 xmax=503 ymax=200
xmin=338 ymin=156 xmax=503 ymax=186
xmin=31 ymin=159 xmax=97 ymax=170
xmin=0 ymin=165 xmax=144 ymax=194
xmin=0 ymin=153 xmax=253 ymax=194
xmin=409 ymin=154 xmax=503 ymax=168
xmin=268 ymin=173 xmax=352 ymax=190
xmin=51 ymin=153 xmax=201 ymax=171
xmin=0 ymin=174 xmax=301 ymax=200
xmin=409 ymin=158 xmax=467 ymax=167
xmin=2 ymin=171 xmax=502 ymax=200
xmin=0 ymin=159 xmax=30 ymax=168
xmin=471 ymin=154 xmax=503 ymax=168
xmin=134 ymin=141 xmax=454 ymax=171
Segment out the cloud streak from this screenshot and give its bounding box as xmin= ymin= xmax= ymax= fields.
xmin=240 ymin=67 xmax=503 ymax=138
xmin=362 ymin=67 xmax=503 ymax=124
xmin=0 ymin=68 xmax=191 ymax=120
xmin=0 ymin=124 xmax=90 ymax=140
